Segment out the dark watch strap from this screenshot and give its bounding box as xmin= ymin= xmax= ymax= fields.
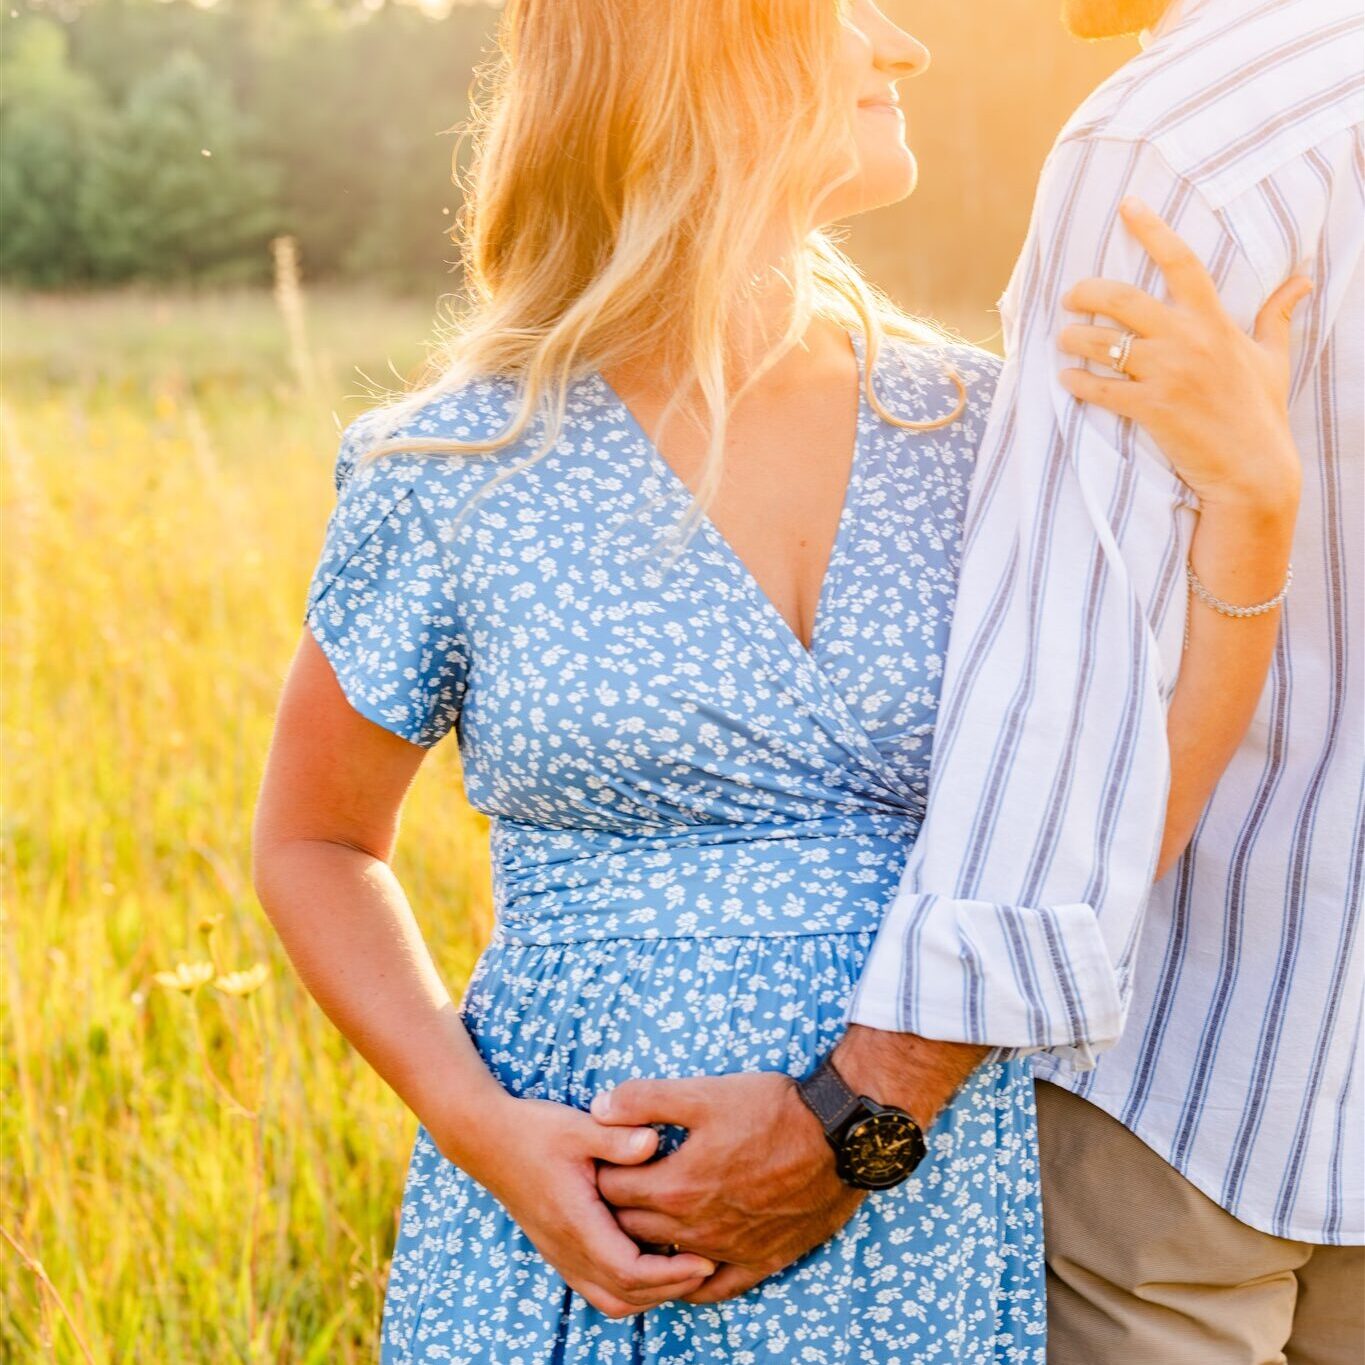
xmin=796 ymin=1054 xmax=864 ymax=1136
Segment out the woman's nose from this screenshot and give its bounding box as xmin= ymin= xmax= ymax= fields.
xmin=873 ymin=17 xmax=928 ymax=81
xmin=879 ymin=30 xmax=930 ymax=80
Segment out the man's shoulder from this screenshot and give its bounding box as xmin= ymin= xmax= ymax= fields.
xmin=1056 ymin=0 xmax=1362 ymax=209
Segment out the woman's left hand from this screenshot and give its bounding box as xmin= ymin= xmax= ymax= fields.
xmin=1056 ymin=196 xmax=1311 ymax=515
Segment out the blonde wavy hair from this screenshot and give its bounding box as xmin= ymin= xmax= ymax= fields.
xmin=347 ymin=0 xmax=965 ymax=536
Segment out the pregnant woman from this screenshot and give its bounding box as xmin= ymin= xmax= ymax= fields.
xmin=252 ymin=1 xmax=1307 ymax=1361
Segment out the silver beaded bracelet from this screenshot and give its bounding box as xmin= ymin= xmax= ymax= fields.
xmin=1183 ymin=559 xmax=1292 ymax=649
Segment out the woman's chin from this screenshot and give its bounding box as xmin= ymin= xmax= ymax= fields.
xmin=819 ymin=147 xmax=916 ymax=220
xmin=858 ymin=162 xmax=919 ymax=215
xmin=865 ymin=140 xmax=917 ymax=194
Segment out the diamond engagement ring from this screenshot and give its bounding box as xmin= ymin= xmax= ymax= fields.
xmin=1107 ymin=330 xmax=1138 ymax=377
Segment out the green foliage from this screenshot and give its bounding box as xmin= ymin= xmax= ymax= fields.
xmin=0 ymin=19 xmax=110 ymax=284
xmin=0 ymin=0 xmax=500 ymax=291
xmin=78 ymin=48 xmax=283 ymax=284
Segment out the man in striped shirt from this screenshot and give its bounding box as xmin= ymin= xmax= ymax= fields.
xmin=845 ymin=0 xmax=1362 ymax=1357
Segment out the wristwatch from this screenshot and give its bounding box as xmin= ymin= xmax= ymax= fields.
xmin=794 ymin=1053 xmax=927 ymax=1190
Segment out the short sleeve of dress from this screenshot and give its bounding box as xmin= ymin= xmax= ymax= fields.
xmin=301 ymin=416 xmax=467 ymax=748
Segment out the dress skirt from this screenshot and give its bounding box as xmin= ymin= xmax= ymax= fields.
xmin=377 ymin=928 xmax=1046 ymax=1364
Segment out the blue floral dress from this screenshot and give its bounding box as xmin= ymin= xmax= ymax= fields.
xmin=302 ymin=332 xmax=1046 ymax=1364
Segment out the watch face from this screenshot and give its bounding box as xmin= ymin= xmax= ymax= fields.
xmin=839 ymin=1110 xmax=927 ymax=1189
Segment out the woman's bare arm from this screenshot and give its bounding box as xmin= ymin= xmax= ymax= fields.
xmin=251 ymin=631 xmax=716 ymax=1315
xmin=1156 ymin=496 xmax=1296 ymax=881
xmin=251 ymin=631 xmax=507 ymax=1158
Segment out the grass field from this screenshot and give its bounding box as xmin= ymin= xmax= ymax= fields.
xmin=1 ymin=280 xmax=999 ymax=1362
xmin=1 ymin=283 xmax=499 ymax=1362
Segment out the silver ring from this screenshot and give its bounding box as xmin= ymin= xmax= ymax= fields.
xmin=1107 ymin=330 xmax=1137 ymax=377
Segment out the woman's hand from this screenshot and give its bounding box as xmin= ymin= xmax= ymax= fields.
xmin=1056 ymin=196 xmax=1311 ymax=515
xmin=433 ymin=1094 xmax=717 ymax=1318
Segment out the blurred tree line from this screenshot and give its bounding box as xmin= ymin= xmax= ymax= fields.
xmin=0 ymin=0 xmax=498 ymax=291
xmin=0 ymin=0 xmax=1130 ymax=321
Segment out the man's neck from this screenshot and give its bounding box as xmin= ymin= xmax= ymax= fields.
xmin=1142 ymin=0 xmax=1193 ymax=46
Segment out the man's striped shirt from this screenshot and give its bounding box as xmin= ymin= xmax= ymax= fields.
xmin=846 ymin=0 xmax=1363 ymax=1243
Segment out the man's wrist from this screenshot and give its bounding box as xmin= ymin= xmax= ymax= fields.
xmin=831 ymin=1024 xmax=989 ymax=1129
xmin=779 ymin=1073 xmax=845 ymax=1179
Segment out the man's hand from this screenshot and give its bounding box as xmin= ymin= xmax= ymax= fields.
xmin=591 ymin=1071 xmax=864 ymax=1304
xmin=590 ymin=1028 xmax=989 ymax=1305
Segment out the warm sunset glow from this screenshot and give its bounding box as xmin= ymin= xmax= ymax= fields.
xmin=0 ymin=2 xmax=1148 ymax=1359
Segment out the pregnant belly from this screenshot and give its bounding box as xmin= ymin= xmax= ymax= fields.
xmin=458 ymin=929 xmax=876 ymax=1114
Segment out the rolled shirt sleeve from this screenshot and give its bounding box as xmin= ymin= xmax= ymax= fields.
xmin=844 ymin=134 xmax=1262 ymax=1067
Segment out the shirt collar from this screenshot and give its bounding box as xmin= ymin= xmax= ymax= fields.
xmin=1139 ymin=0 xmax=1198 ymax=49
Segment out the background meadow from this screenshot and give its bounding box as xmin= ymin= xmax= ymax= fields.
xmin=1 ymin=1 xmax=1132 ymax=1358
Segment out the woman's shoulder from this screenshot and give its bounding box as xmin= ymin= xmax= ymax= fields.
xmin=868 ymin=338 xmax=1010 ymax=472
xmin=873 ymin=332 xmax=1002 ymax=419
xmin=331 ymin=372 xmax=533 ymax=497
xmin=307 ymin=375 xmax=542 ymax=622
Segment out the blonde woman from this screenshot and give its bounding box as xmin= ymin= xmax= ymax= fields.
xmin=252 ymin=1 xmax=1307 ymax=1360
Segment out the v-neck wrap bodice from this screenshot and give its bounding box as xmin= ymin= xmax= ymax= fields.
xmin=303 ymin=335 xmax=1047 ymax=1363
xmin=305 ymin=334 xmax=995 ymax=949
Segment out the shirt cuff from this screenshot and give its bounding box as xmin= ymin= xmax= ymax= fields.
xmin=844 ymin=891 xmax=1126 ymax=1070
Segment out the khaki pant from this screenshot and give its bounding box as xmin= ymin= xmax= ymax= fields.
xmin=1036 ymin=1080 xmax=1365 ymax=1365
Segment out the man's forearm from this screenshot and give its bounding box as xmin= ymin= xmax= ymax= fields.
xmin=832 ymin=1024 xmax=989 ymax=1127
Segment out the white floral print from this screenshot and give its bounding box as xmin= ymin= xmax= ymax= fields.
xmin=303 ymin=332 xmax=1046 ymax=1363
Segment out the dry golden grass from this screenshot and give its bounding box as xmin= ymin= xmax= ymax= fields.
xmin=1 ymin=280 xmax=494 ymax=1362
